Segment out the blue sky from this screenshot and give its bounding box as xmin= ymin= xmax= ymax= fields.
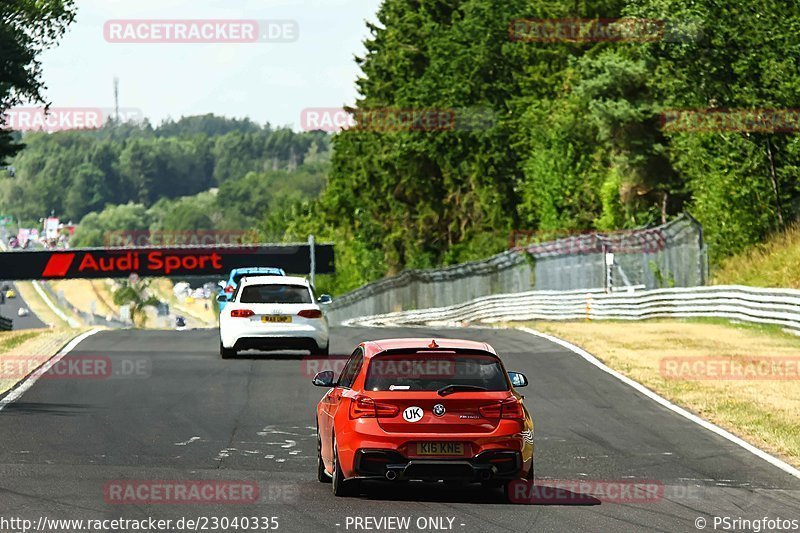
xmin=38 ymin=0 xmax=383 ymax=130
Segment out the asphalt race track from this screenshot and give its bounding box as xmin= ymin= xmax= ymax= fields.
xmin=1 ymin=283 xmax=47 ymax=330
xmin=0 ymin=327 xmax=797 ymax=532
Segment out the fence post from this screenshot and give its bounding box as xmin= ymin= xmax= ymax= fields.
xmin=585 ymin=293 xmax=593 ymax=321
xmin=605 ymin=251 xmax=615 ymax=294
xmin=308 ymin=234 xmax=316 ymax=288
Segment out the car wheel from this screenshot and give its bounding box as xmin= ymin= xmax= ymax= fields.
xmin=317 ymin=423 xmax=331 ymax=483
xmin=500 ymin=462 xmax=534 ymax=502
xmin=220 ymin=341 xmax=236 ymax=359
xmin=331 ymin=436 xmax=359 ymax=497
xmin=312 ymin=344 xmax=329 ymax=356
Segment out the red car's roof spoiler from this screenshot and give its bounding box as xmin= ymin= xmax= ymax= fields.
xmin=371 ymin=347 xmax=499 ymax=358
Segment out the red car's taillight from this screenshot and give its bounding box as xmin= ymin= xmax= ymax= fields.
xmin=349 ymin=395 xmax=399 ymax=419
xmin=224 ymin=285 xmax=235 ymax=293
xmin=298 ymin=309 xmax=323 ymax=319
xmin=479 ymin=397 xmax=525 ymax=420
xmin=375 ymin=402 xmax=399 ymax=418
xmin=230 ymin=309 xmax=254 ymax=318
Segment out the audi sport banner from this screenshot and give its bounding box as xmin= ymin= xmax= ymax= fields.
xmin=0 ymin=244 xmax=334 ymax=280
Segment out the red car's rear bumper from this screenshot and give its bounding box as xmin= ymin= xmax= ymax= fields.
xmin=337 ymin=419 xmax=534 ymax=481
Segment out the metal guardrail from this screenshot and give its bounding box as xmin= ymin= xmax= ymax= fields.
xmin=38 ymin=281 xmax=127 ymax=328
xmin=342 ymin=285 xmax=800 ymax=332
xmin=0 ymin=315 xmax=12 ymax=331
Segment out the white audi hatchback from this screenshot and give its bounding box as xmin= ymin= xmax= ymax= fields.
xmin=219 ymin=275 xmax=330 ymax=358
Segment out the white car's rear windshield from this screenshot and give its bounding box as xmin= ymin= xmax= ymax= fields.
xmin=239 ymin=284 xmax=312 ymax=304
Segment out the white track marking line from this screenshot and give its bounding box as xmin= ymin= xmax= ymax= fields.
xmin=518 ymin=326 xmax=800 ymax=480
xmin=174 ymin=437 xmax=201 ymax=446
xmin=0 ymin=328 xmax=101 ymax=411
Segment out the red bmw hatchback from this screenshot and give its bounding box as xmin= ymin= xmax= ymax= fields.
xmin=312 ymin=338 xmax=534 ymax=496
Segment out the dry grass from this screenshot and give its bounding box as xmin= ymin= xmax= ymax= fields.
xmin=519 ymin=319 xmax=800 ymax=467
xmin=14 ymin=281 xmax=71 ymax=328
xmin=49 ymin=279 xmax=116 ymax=316
xmin=89 ymin=280 xmax=118 ymax=316
xmin=40 ymin=278 xmax=215 ymax=329
xmin=713 ymin=223 xmax=800 ymax=287
xmin=0 ymin=328 xmax=88 ymax=395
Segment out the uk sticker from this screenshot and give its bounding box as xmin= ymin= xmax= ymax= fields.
xmin=403 ymin=406 xmax=424 ymax=422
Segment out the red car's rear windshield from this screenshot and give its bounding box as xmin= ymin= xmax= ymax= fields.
xmin=364 ymin=353 xmax=509 ymax=392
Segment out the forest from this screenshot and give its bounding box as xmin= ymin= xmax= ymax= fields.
xmin=0 ymin=115 xmax=330 ymax=246
xmin=3 ymin=0 xmax=799 ymax=294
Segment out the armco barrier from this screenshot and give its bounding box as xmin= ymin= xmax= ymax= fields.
xmin=39 ymin=281 xmax=127 ymax=328
xmin=0 ymin=315 xmax=12 ymax=331
xmin=342 ymin=285 xmax=800 ymax=332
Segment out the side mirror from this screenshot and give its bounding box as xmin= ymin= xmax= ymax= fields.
xmin=215 ymin=293 xmax=229 ymax=303
xmin=312 ymin=370 xmax=335 ymax=387
xmin=508 ymin=371 xmax=528 ymax=388
xmin=317 ymin=294 xmax=333 ymax=304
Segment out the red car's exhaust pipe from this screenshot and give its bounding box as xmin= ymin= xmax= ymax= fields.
xmin=479 ymin=470 xmax=492 ymax=481
xmin=385 ymin=470 xmax=398 ymax=481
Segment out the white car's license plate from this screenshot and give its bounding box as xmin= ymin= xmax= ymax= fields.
xmin=262 ymin=315 xmax=291 ymax=323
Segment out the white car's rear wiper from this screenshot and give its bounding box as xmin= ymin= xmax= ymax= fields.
xmin=437 ymin=384 xmax=488 ymax=396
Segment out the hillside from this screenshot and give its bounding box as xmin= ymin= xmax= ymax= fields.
xmin=712 ymin=224 xmax=800 ymax=288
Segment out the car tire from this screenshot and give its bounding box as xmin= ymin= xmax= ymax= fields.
xmin=312 ymin=344 xmax=330 ymax=356
xmin=220 ymin=341 xmax=236 ymax=359
xmin=332 ymin=436 xmax=359 ymax=497
xmin=500 ymin=462 xmax=534 ymax=502
xmin=317 ymin=423 xmax=331 ymax=483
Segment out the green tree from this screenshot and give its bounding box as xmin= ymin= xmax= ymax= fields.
xmin=0 ymin=0 xmax=76 ymax=162
xmin=64 ymin=162 xmax=107 ymax=221
xmin=113 ymin=278 xmax=160 ymax=327
xmin=71 ymin=202 xmax=151 ymax=247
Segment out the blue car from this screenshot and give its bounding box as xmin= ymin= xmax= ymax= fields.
xmin=216 ymin=267 xmax=286 ymax=311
